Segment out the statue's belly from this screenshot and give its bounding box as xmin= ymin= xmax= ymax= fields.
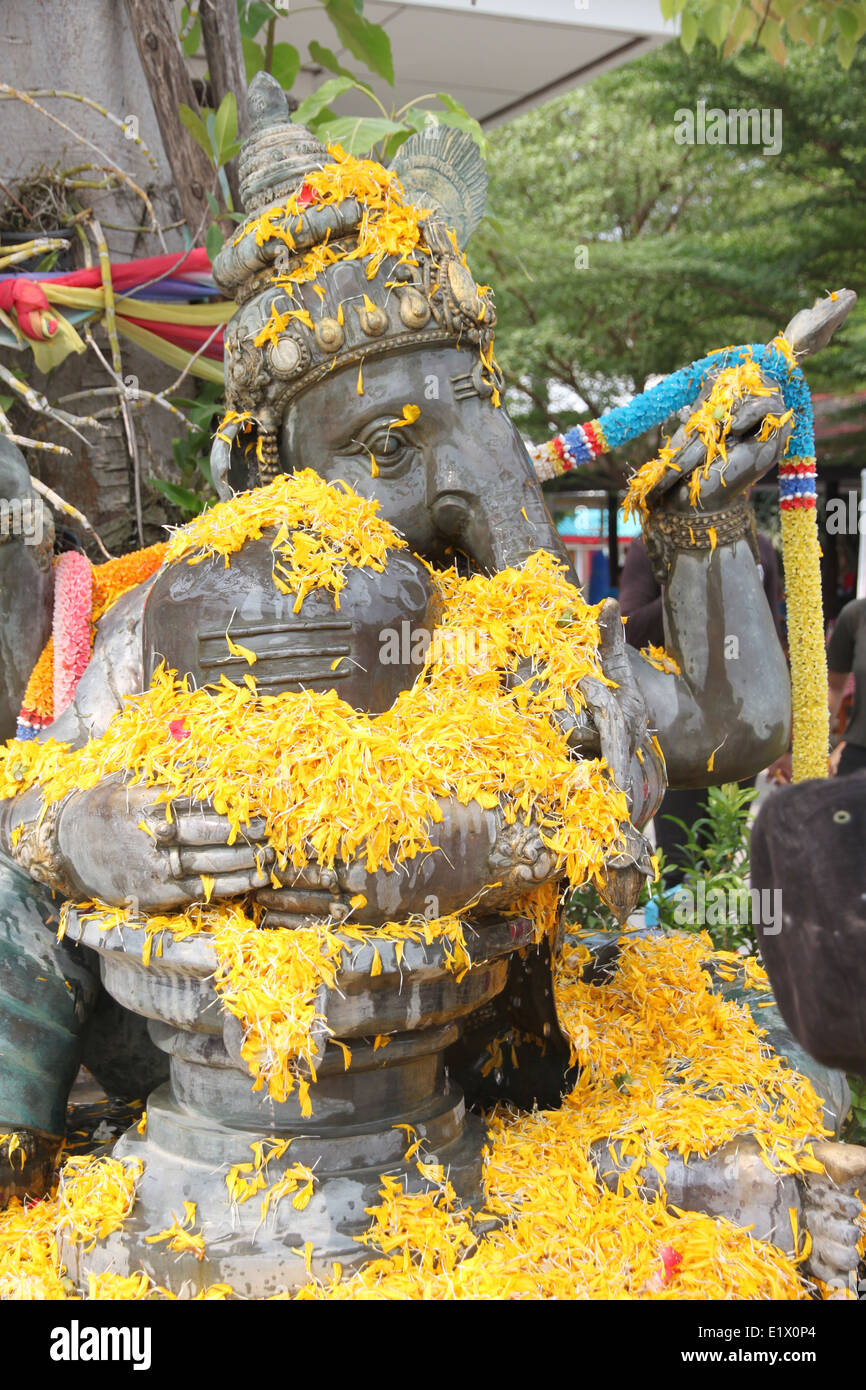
xmin=142 ymin=531 xmax=436 ymax=713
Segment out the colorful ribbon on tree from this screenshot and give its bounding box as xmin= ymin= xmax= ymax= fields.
xmin=0 ymin=249 xmax=231 ymax=380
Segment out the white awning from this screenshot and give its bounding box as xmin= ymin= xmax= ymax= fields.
xmin=242 ymin=0 xmax=675 ymax=126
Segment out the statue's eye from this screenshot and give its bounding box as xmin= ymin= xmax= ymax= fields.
xmin=350 ymin=421 xmax=415 ymax=477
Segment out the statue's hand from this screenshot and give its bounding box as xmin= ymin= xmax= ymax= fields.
xmin=54 ymin=774 xmax=275 ymax=912
xmin=645 ymin=367 xmax=793 ymax=515
xmin=253 ymin=860 xmax=352 ymax=930
xmin=256 ymin=799 xmax=563 ymax=929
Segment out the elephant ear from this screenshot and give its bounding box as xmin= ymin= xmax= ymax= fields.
xmin=390 ymin=126 xmax=488 ymax=249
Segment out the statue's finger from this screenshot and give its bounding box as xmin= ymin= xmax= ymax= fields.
xmin=692 ymin=435 xmax=786 ymax=510
xmin=177 ymin=844 xmax=274 ymax=874
xmin=255 ymin=887 xmax=345 ymax=915
xmin=256 ymin=889 xmax=350 ymax=927
xmin=141 ymin=804 xmax=177 ymax=843
xmin=258 ymin=911 xmax=338 ymax=930
xmin=644 ymin=433 xmax=706 ymax=505
xmin=176 ymin=870 xmax=271 ymax=899
xmin=272 ymin=862 xmax=337 ymax=892
xmin=728 ymin=386 xmax=786 ymax=435
xmin=595 ymin=597 xmax=626 ymax=659
xmin=173 ymin=812 xmax=269 ymax=845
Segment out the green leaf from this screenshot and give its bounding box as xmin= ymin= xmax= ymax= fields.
xmin=270 ymin=42 xmax=301 ymax=92
xmin=704 ymin=2 xmax=731 ymax=49
xmin=214 ymin=91 xmax=238 ymax=165
xmin=179 ymin=103 xmax=213 ymax=162
xmin=205 ymin=190 xmax=221 ymax=218
xmin=314 ymin=114 xmax=406 ymax=155
xmin=307 ymin=39 xmax=372 ymax=93
xmin=434 ymin=94 xmax=488 ymax=153
xmin=436 ymin=109 xmax=488 ymax=154
xmin=729 ymin=5 xmax=758 ymax=42
xmin=758 ymin=17 xmax=787 ymax=64
xmin=680 ymin=10 xmax=699 ymax=51
xmin=242 ymin=36 xmax=266 ymax=80
xmin=837 ymin=7 xmax=859 ymax=40
xmin=180 ymin=5 xmax=201 ymax=57
xmin=401 ymin=106 xmax=436 ymax=134
xmin=151 ymin=478 xmax=207 ymax=514
xmin=205 ymin=222 xmax=224 ymax=264
xmin=293 ymin=76 xmax=357 ymax=125
xmin=197 ymin=452 xmax=215 ymax=490
xmin=323 ymin=0 xmax=394 ymax=85
xmin=786 ymin=10 xmax=811 ymax=42
xmin=836 ymin=31 xmax=858 ymax=66
xmin=237 ymin=1 xmax=274 ymax=41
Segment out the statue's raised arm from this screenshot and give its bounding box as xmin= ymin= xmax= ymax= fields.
xmin=624 ymin=290 xmax=855 ymax=788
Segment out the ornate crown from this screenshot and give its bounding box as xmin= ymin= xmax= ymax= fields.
xmin=211 ymin=75 xmax=498 ymax=486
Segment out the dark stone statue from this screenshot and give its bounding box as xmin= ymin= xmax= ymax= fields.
xmin=0 ymin=74 xmax=824 ymax=1290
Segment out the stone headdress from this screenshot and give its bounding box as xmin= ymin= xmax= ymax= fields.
xmin=211 ymin=73 xmax=497 ymax=492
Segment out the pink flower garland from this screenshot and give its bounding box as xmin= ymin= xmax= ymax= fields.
xmin=53 ymin=551 xmax=93 ymax=717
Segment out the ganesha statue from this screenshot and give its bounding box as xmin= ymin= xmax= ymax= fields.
xmin=0 ymin=74 xmax=811 ymax=1292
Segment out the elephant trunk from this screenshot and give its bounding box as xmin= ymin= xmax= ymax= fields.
xmin=427 ymin=438 xmax=577 ymax=580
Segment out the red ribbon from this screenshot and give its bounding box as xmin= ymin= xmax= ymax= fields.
xmin=0 ymin=279 xmax=57 ymax=340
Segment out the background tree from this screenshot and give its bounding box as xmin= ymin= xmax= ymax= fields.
xmin=660 ymin=0 xmax=866 ymax=69
xmin=472 ymin=40 xmax=866 ymax=480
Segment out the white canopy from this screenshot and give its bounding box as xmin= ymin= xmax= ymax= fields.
xmin=257 ymin=0 xmax=674 ymax=126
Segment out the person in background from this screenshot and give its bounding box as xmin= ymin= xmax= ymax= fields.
xmin=618 ymin=530 xmax=781 ymax=878
xmin=827 ymin=597 xmax=866 ymax=775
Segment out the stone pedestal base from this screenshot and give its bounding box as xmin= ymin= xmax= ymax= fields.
xmin=59 ymin=909 xmax=533 ymax=1296
xmin=62 ymin=1076 xmax=485 ymax=1297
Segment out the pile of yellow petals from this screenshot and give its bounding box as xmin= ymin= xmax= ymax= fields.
xmin=162 ymin=467 xmax=404 ymax=611
xmin=1 ymin=548 xmax=627 ymax=895
xmin=224 ymin=1137 xmax=317 ymax=1221
xmin=0 ymin=1155 xmax=139 ymax=1299
xmin=144 ymin=1202 xmax=205 ymax=1261
xmin=554 ymin=933 xmax=827 ymax=1176
xmin=233 ymin=141 xmax=497 ymax=397
xmin=241 ymin=142 xmax=430 ymax=289
xmin=291 ymin=932 xmax=823 ymax=1300
xmin=0 ymin=934 xmax=831 ymax=1300
xmin=210 ymin=903 xmax=344 ymax=1108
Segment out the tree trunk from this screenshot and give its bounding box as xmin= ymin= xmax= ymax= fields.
xmin=123 ymin=0 xmax=215 ymax=244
